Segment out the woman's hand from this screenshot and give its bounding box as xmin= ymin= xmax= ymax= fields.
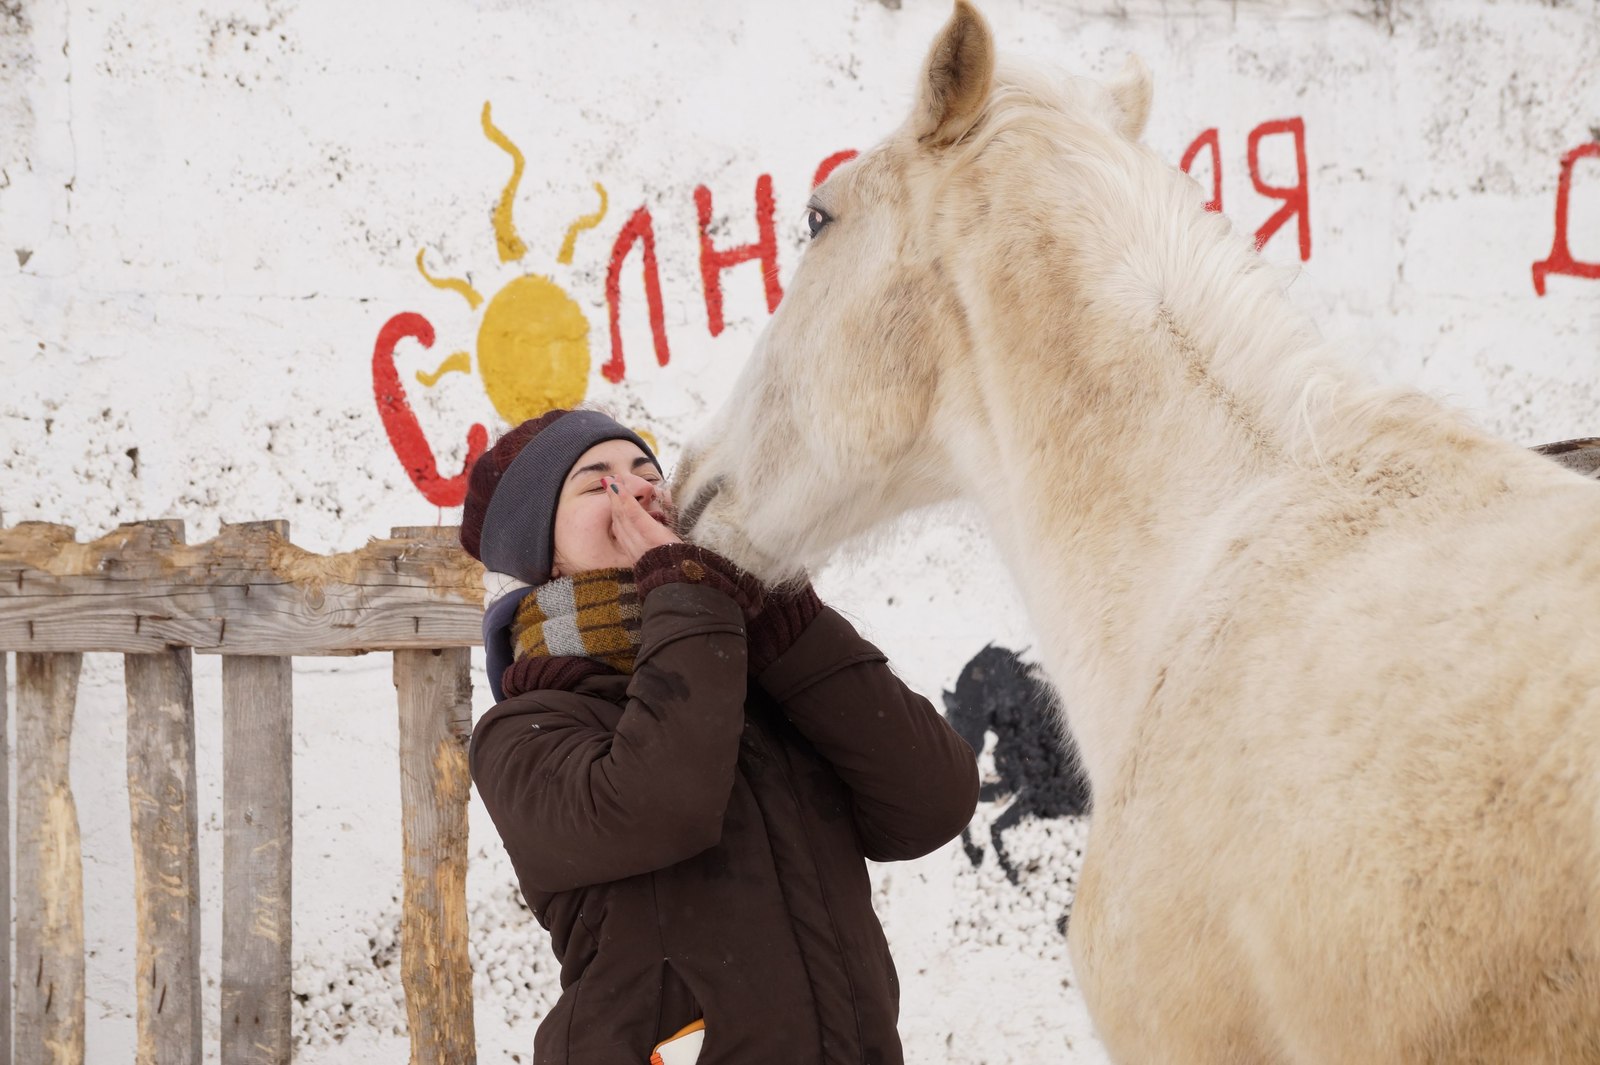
xmin=605 ymin=476 xmax=682 ymax=565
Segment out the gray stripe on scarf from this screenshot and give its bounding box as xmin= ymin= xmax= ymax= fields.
xmin=535 ymin=579 xmax=586 ymax=658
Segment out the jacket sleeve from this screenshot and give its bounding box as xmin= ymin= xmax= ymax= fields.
xmin=756 ymin=607 xmax=980 ymax=863
xmin=469 ymin=582 xmax=749 ymax=894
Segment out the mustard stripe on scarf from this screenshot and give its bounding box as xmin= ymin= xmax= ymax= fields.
xmin=510 ymin=568 xmax=642 ymax=674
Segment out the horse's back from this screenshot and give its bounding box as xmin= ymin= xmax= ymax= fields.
xmin=1075 ymin=445 xmax=1600 ymax=1063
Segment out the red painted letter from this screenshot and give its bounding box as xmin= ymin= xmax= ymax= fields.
xmin=695 ymin=174 xmax=783 ymax=337
xmin=371 ymin=312 xmax=488 ymax=508
xmin=603 ymin=206 xmax=671 ymax=383
xmin=812 ymin=149 xmax=859 ymax=190
xmin=1180 ymin=128 xmax=1223 ymax=213
xmin=1532 ymin=142 xmax=1600 ymax=296
xmin=1248 ymin=117 xmax=1310 ymax=261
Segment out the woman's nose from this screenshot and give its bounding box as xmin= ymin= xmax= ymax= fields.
xmin=626 ymin=474 xmax=657 ymax=504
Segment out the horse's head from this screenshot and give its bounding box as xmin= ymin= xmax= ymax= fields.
xmin=676 ymin=1 xmax=1154 ymax=582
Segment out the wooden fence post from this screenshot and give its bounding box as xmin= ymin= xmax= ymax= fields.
xmin=14 ymin=647 xmax=86 ymax=1065
xmin=124 ymin=521 xmax=203 ymax=1065
xmin=0 ymin=508 xmax=7 ymax=1065
xmin=220 ymin=523 xmax=295 ymax=1065
xmin=1 ymin=649 xmax=11 ymax=1065
xmin=392 ymin=526 xmax=476 ymax=1065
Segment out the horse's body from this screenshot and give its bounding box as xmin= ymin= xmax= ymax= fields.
xmin=676 ymin=5 xmax=1600 ymax=1060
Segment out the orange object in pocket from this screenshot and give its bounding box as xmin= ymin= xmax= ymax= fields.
xmin=649 ymin=1019 xmax=705 ymax=1065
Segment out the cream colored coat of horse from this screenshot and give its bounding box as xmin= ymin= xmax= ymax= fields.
xmin=675 ymin=4 xmax=1600 ymax=1061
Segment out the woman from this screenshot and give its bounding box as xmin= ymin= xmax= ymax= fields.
xmin=461 ymin=408 xmax=980 ymax=1065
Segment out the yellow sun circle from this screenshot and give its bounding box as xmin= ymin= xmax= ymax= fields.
xmin=475 ymin=273 xmax=590 ymax=424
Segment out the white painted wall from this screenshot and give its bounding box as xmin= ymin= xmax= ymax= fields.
xmin=2 ymin=0 xmax=1597 ymax=1061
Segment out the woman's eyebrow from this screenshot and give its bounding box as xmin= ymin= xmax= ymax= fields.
xmin=566 ymin=460 xmax=613 ymax=484
xmin=566 ymin=456 xmax=660 ymax=484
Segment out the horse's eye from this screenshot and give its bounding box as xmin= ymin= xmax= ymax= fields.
xmin=806 ymin=206 xmax=832 ymax=239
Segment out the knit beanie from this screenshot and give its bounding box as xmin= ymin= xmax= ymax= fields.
xmin=459 ymin=409 xmax=659 ymax=585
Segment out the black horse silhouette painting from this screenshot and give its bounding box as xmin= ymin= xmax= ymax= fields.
xmin=943 ymin=645 xmax=1091 ymax=884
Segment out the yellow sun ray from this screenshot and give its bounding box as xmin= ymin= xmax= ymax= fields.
xmin=558 ymin=182 xmax=609 ymax=265
xmin=415 ymin=350 xmax=473 ymax=387
xmin=482 ymin=102 xmax=529 ymax=263
xmin=415 ymin=249 xmax=483 ymax=309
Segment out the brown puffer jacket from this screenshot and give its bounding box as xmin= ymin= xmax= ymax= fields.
xmin=469 ymin=578 xmax=980 ymax=1064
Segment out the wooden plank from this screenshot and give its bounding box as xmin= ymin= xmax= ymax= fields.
xmin=125 ymin=649 xmax=204 ymax=1064
xmin=14 ymin=651 xmax=85 ymax=1065
xmin=0 ymin=651 xmax=11 ymax=1065
xmin=220 ymin=652 xmax=294 ymax=1065
xmin=392 ymin=526 xmax=476 ymax=1065
xmin=0 ymin=512 xmax=7 ymax=1065
xmin=124 ymin=520 xmax=203 ymax=1065
xmin=0 ymin=521 xmax=483 ymax=655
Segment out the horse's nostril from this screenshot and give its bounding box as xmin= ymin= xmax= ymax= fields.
xmin=676 ymin=475 xmax=725 ymax=539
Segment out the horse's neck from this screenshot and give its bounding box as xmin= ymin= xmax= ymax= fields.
xmin=947 ymin=167 xmax=1385 ymax=787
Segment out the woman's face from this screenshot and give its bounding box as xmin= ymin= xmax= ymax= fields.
xmin=549 ymin=438 xmax=672 ymax=577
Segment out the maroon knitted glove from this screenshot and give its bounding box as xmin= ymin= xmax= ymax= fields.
xmin=634 ymin=543 xmax=764 ymax=614
xmin=743 ymin=582 xmax=823 ymax=673
xmin=633 ymin=544 xmax=822 ymax=672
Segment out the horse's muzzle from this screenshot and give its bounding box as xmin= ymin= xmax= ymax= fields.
xmin=674 ymin=475 xmax=725 ymax=540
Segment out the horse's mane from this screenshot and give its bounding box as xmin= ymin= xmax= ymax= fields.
xmin=934 ymin=59 xmax=1482 ymax=480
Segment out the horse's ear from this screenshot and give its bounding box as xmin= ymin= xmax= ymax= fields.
xmin=914 ymin=0 xmax=995 ymax=147
xmin=1107 ymin=53 xmax=1153 ymax=141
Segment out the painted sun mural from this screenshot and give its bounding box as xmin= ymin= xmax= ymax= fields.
xmin=371 ymin=103 xmax=609 ymax=507
xmin=370 ymin=98 xmax=875 ymax=507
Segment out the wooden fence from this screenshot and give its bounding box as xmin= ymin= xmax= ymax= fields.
xmin=0 ymin=519 xmax=485 ymax=1065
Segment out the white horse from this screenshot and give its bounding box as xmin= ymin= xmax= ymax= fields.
xmin=675 ymin=4 xmax=1600 ymax=1062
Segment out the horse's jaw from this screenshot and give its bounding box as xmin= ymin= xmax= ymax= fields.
xmin=675 ymin=481 xmax=795 ymax=585
xmin=682 ymin=480 xmax=945 ymax=590
xmin=677 ymin=404 xmax=960 ymax=585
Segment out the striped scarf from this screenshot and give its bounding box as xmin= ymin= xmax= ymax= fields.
xmin=509 ymin=568 xmax=642 ymax=674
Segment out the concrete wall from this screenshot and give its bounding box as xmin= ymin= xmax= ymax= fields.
xmin=2 ymin=0 xmax=1597 ymax=1060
